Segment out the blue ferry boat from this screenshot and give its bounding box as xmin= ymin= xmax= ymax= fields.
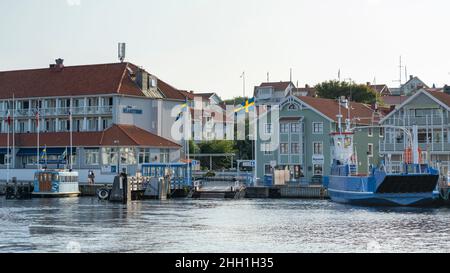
xmin=33 ymin=170 xmax=80 ymax=198
xmin=323 ymin=109 xmax=439 ymax=206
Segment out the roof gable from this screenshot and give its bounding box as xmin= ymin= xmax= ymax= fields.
xmin=380 ymin=89 xmax=450 ymax=122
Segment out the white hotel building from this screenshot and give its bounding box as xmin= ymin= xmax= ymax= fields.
xmin=0 ymin=59 xmax=188 ymax=179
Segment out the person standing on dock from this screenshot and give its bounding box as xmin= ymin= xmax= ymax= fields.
xmin=88 ymin=170 xmax=95 ymax=185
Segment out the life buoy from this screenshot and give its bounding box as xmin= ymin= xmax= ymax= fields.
xmin=97 ymin=189 xmax=110 ymax=201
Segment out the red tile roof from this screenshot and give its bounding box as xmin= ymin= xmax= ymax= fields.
xmin=259 ymin=82 xmax=292 ymax=91
xmin=0 ymin=124 xmax=181 ymax=148
xmin=297 ymin=96 xmax=378 ymax=125
xmin=0 ymin=62 xmax=187 ymax=101
xmin=381 ymin=95 xmax=408 ymax=106
xmin=294 ymin=87 xmax=317 ymax=97
xmin=156 ymin=78 xmax=187 ymax=100
xmin=427 ymin=90 xmax=450 ymax=108
xmin=0 ymin=62 xmax=143 ymax=99
xmin=369 ymin=84 xmax=391 ymax=96
xmin=179 ymin=90 xmax=196 ymax=100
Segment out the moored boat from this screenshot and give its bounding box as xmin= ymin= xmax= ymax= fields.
xmin=33 ymin=170 xmax=80 ymax=198
xmin=323 ymin=101 xmax=439 ymax=207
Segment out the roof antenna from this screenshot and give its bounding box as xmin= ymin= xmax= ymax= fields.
xmin=267 ymin=72 xmax=270 ymax=82
xmin=118 ymin=43 xmax=126 ymax=63
xmin=290 ymin=68 xmax=292 ymax=82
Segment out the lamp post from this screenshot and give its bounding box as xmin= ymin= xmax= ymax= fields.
xmin=114 ymin=140 xmax=120 ymax=175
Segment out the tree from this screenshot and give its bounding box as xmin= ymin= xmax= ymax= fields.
xmin=223 ymin=96 xmax=248 ymax=106
xmin=315 ymin=80 xmax=379 ymax=104
xmin=188 ymin=140 xmax=200 ymax=154
xmin=197 ymin=140 xmax=236 ymax=170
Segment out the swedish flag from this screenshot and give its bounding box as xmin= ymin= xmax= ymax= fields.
xmin=40 ymin=147 xmax=47 ymax=160
xmin=176 ymin=101 xmax=188 ymax=121
xmin=235 ymin=98 xmax=255 ymax=113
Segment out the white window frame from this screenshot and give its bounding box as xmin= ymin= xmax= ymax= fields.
xmin=265 ymin=123 xmax=273 ymax=134
xmin=262 ymin=143 xmax=272 ymax=155
xmin=264 ymin=164 xmax=274 ymax=175
xmin=291 ymin=143 xmax=300 ymax=154
xmin=280 ymin=123 xmax=289 ymax=134
xmin=85 ymin=149 xmax=100 ymax=165
xmin=368 ymin=143 xmax=374 ymax=157
xmin=312 ymin=122 xmax=323 ymax=134
xmin=313 ymin=142 xmax=323 ymax=155
xmin=291 ymin=123 xmax=300 ymax=133
xmin=280 ymin=143 xmax=289 ymax=155
xmin=368 ymin=128 xmax=373 ymax=137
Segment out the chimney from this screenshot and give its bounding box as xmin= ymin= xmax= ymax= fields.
xmin=51 ymin=58 xmax=64 ymax=71
xmin=410 ymin=75 xmax=413 ymax=80
xmin=305 ymin=84 xmax=310 ymax=88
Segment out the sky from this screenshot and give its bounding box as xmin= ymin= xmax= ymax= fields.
xmin=0 ymin=0 xmax=449 ymax=99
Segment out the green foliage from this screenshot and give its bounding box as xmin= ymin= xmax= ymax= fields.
xmin=188 ymin=140 xmax=200 ymax=154
xmin=197 ymin=140 xmax=236 ymax=170
xmin=315 ymin=80 xmax=379 ymax=104
xmin=223 ymin=96 xmax=248 ymax=106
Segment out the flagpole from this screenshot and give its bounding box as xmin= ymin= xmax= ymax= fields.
xmin=253 ymin=101 xmax=258 ymax=185
xmin=70 ymin=108 xmax=73 ymax=171
xmin=12 ymin=93 xmax=15 ymax=170
xmin=37 ymin=103 xmax=40 ymax=170
xmin=7 ymin=110 xmax=10 ymax=183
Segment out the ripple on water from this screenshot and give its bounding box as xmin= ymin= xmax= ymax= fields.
xmin=1 ymin=196 xmax=450 ymax=253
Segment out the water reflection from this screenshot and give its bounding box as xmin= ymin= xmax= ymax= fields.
xmin=0 ymin=197 xmax=449 ymax=253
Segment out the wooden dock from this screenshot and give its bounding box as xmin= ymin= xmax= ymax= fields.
xmin=246 ymin=185 xmax=328 ymax=199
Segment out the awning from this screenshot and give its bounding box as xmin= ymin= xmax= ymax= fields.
xmin=17 ymin=148 xmax=77 ymax=156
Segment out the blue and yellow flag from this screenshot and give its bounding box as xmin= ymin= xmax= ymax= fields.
xmin=40 ymin=147 xmax=47 ymax=160
xmin=176 ymin=101 xmax=189 ymax=121
xmin=235 ymin=98 xmax=255 ymax=113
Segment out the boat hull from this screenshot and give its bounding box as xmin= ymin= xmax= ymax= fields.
xmin=327 ymin=189 xmax=437 ymax=207
xmin=32 ymin=192 xmax=81 ymax=198
xmin=326 ymin=173 xmax=440 ymax=207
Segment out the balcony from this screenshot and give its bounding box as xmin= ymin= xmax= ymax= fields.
xmin=0 ymin=106 xmax=114 ymax=118
xmin=384 ymin=115 xmax=449 ymax=127
xmin=380 ymin=141 xmax=450 ymax=153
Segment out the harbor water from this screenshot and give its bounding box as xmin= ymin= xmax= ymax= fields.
xmin=0 ymin=197 xmax=449 ymax=253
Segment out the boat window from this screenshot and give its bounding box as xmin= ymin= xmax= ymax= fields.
xmin=53 ymin=174 xmax=59 ymax=181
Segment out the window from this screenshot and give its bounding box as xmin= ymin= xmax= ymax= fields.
xmin=368 ymin=144 xmax=373 ymax=157
xmin=265 ymin=124 xmax=272 ymax=134
xmin=102 ymin=148 xmax=136 ymax=165
xmin=415 ymin=109 xmax=437 ymax=117
xmin=85 ymin=149 xmax=99 ymax=165
xmin=280 ymin=143 xmax=289 ymax=154
xmin=313 ymin=122 xmax=323 ymax=134
xmin=313 ymin=142 xmax=323 ymax=155
xmin=291 ymin=123 xmax=300 ymax=133
xmin=262 ymin=143 xmax=272 ymax=155
xmin=314 ymin=164 xmax=323 ymax=175
xmin=102 ymin=119 xmax=112 ymax=130
xmin=264 ymin=164 xmax=274 ymax=175
xmin=379 ymin=128 xmax=384 ymax=138
xmin=280 ymin=123 xmax=289 ymax=134
xmin=139 ymin=148 xmax=151 ymax=164
xmin=160 ymin=149 xmax=170 ymax=163
xmin=0 ymin=154 xmax=11 ymax=165
xmin=291 ymin=143 xmax=300 ymax=154
xmin=368 ymin=128 xmax=373 ymax=137
xmin=418 ymin=129 xmax=428 ymax=143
